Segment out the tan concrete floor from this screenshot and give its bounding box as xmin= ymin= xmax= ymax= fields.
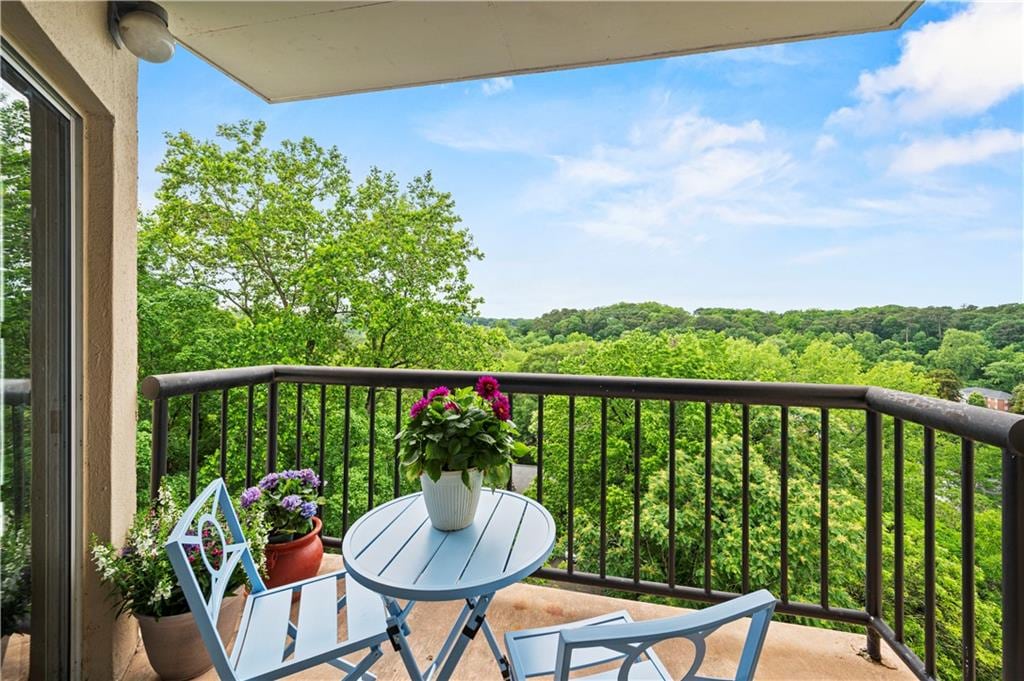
xmin=1 ymin=553 xmax=916 ymax=680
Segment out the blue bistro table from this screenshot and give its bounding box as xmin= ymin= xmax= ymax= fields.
xmin=342 ymin=489 xmax=555 ymax=681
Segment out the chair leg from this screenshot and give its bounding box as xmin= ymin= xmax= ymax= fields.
xmin=337 ymin=644 xmax=383 ymax=681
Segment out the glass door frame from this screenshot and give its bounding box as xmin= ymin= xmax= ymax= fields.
xmin=1 ymin=40 xmax=82 ymax=679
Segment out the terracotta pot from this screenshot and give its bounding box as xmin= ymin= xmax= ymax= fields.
xmin=137 ymin=590 xmax=246 ymax=681
xmin=264 ymin=516 xmax=324 ymax=589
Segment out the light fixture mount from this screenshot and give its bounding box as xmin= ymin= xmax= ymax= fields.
xmin=108 ymin=2 xmax=175 ymax=63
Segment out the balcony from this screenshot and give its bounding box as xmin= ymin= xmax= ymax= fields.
xmin=7 ymin=366 xmax=1018 ymax=679
xmin=124 ymin=365 xmax=1023 ymax=680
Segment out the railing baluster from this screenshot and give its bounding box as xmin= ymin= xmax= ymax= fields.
xmin=780 ymin=406 xmax=789 ymax=603
xmin=866 ymin=410 xmax=882 ymax=662
xmin=821 ymin=408 xmax=830 ymax=609
xmin=295 ymin=383 xmax=304 ymax=468
xmin=599 ymin=397 xmax=607 ymax=579
xmin=667 ymin=400 xmax=676 ymax=589
xmin=368 ymin=386 xmax=377 ymax=509
xmin=506 ymin=391 xmax=515 ymax=491
xmin=536 ymin=395 xmax=544 ymax=504
xmin=704 ymin=401 xmax=713 ymax=594
xmin=394 ymin=389 xmax=402 ymax=499
xmin=189 ymin=393 xmax=200 ymax=500
xmin=742 ymin=404 xmax=750 ymax=593
xmin=11 ymin=405 xmax=25 ymax=519
xmin=150 ymin=398 xmax=169 ymax=499
xmin=961 ymin=438 xmax=975 ymax=681
xmin=893 ymin=418 xmax=904 ymax=640
xmin=343 ymin=385 xmax=351 ymax=534
xmin=267 ymin=382 xmax=279 ymax=473
xmin=924 ymin=426 xmax=937 ymax=677
xmin=567 ymin=395 xmax=575 ymax=576
xmin=219 ymin=389 xmax=229 ymax=480
xmin=1004 ymin=447 xmax=1023 ymax=680
xmin=634 ymin=399 xmax=642 ymax=584
xmin=318 ymin=384 xmax=326 ymax=517
xmin=245 ymin=386 xmax=254 ymax=487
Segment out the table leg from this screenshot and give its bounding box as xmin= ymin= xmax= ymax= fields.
xmin=383 ymin=596 xmax=424 ymax=681
xmin=435 ymin=592 xmax=510 ymax=681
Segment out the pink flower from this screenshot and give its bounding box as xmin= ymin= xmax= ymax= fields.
xmin=475 ymin=376 xmax=500 ymax=399
xmin=410 ymin=397 xmax=430 ymax=419
xmin=426 ymin=386 xmax=451 ymax=401
xmin=444 ymin=401 xmax=460 ymax=412
xmin=491 ymin=392 xmax=511 ymax=421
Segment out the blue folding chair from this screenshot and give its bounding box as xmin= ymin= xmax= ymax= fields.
xmin=504 ymin=589 xmax=776 ymax=681
xmin=165 ymin=479 xmax=388 ymax=680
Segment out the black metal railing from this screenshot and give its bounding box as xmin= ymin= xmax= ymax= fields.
xmin=141 ymin=365 xmax=1024 ymax=681
xmin=3 ymin=377 xmax=30 ymax=522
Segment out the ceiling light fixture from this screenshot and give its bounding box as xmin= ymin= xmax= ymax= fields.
xmin=108 ymin=2 xmax=175 ymax=63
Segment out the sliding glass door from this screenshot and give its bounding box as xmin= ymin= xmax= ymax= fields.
xmin=2 ymin=43 xmax=78 ymax=680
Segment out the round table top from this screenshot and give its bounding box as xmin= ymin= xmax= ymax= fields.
xmin=342 ymin=489 xmax=555 ymax=601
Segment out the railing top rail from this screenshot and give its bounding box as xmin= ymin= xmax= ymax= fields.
xmin=1 ymin=378 xmax=30 ymax=405
xmin=139 ymin=365 xmax=1024 ymax=453
xmin=866 ymin=387 xmax=1024 ymax=455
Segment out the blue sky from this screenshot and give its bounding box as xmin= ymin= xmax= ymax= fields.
xmin=139 ymin=1 xmax=1023 ymax=318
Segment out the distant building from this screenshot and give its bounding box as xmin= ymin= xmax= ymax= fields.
xmin=960 ymin=387 xmax=1013 ymax=411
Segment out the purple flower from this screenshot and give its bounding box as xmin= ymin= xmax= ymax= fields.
xmin=280 ymin=494 xmax=303 ymax=512
xmin=475 ymin=376 xmax=500 ymax=399
xmin=258 ymin=472 xmax=281 ymax=490
xmin=410 ymin=397 xmax=430 ymax=419
xmin=240 ymin=486 xmax=262 ymax=509
xmin=279 ymin=468 xmax=320 ymax=488
xmin=491 ymin=392 xmax=511 ymax=421
xmin=426 ymin=386 xmax=451 ymax=401
xmin=299 ymin=501 xmax=317 ymax=519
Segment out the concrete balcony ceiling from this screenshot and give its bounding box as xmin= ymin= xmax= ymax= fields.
xmin=162 ymin=1 xmax=920 ymax=103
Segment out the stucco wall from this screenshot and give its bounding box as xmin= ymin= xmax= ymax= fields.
xmin=2 ymin=2 xmax=139 ymax=678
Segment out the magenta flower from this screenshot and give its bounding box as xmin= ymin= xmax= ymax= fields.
xmin=426 ymin=386 xmax=451 ymax=401
xmin=475 ymin=376 xmax=500 ymax=399
xmin=410 ymin=397 xmax=430 ymax=419
xmin=491 ymin=392 xmax=511 ymax=421
xmin=444 ymin=401 xmax=460 ymax=412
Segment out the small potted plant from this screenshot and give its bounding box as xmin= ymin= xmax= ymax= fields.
xmin=1 ymin=517 xmax=31 ymax=663
xmin=239 ymin=469 xmax=324 ymax=588
xmin=92 ymin=484 xmax=266 ymax=681
xmin=397 ymin=376 xmax=529 ymax=531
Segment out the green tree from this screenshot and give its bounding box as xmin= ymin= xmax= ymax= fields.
xmin=145 ymin=120 xmax=481 ymax=369
xmin=1 ymin=91 xmax=31 ymax=377
xmin=927 ymin=369 xmax=963 ymax=402
xmin=1010 ymin=384 xmax=1024 ymax=414
xmin=927 ymin=329 xmax=993 ymax=382
xmin=966 ymin=392 xmax=987 ymax=408
xmin=981 ymin=355 xmax=1024 ymax=393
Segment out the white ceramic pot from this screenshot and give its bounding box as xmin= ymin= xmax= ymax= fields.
xmin=420 ymin=469 xmax=483 ymax=531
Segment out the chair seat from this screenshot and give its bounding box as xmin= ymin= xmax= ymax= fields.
xmin=232 ymin=570 xmax=388 ymax=680
xmin=505 ymin=610 xmax=670 ymax=681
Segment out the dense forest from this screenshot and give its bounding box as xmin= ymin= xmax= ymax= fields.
xmin=4 ymin=109 xmax=1021 ymax=680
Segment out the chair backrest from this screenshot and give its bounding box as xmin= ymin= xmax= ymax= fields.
xmin=554 ymin=589 xmax=776 ymax=681
xmin=165 ymin=478 xmax=266 ymax=680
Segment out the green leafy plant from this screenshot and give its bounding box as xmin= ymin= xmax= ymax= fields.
xmin=1 ymin=517 xmax=31 ymax=636
xmin=239 ymin=469 xmax=324 ymax=541
xmin=397 ymin=376 xmax=529 ymax=489
xmin=92 ymin=483 xmax=268 ymax=619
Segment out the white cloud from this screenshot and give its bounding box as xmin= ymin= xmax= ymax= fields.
xmin=889 ymin=128 xmax=1024 ymax=175
xmin=789 ymin=246 xmax=849 ymax=265
xmin=829 ymin=2 xmax=1024 ymax=128
xmin=526 ymin=111 xmax=793 ymax=245
xmin=814 ymin=134 xmax=837 ymax=153
xmin=481 ymin=77 xmax=514 ymax=96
